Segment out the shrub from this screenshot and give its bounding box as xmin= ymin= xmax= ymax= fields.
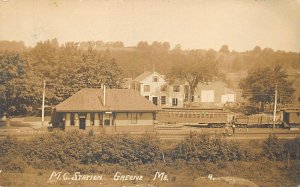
xmin=0 ymin=156 xmax=27 ymax=173
xmin=0 ymin=136 xmax=20 ymax=157
xmin=262 ymin=133 xmax=285 ymax=161
xmin=17 ymin=130 xmax=162 ymax=168
xmin=171 ymin=132 xmax=246 ymax=163
xmin=98 ymin=134 xmax=161 ymax=166
xmin=284 ymin=137 xmax=300 ymax=160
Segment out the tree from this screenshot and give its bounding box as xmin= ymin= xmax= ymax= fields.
xmin=168 ymin=60 xmax=218 ymax=105
xmin=55 ymin=47 xmax=124 ymax=100
xmin=137 ymin=41 xmax=150 ymax=50
xmin=172 ymin=44 xmax=182 ymax=54
xmin=0 ymin=52 xmax=42 ymax=116
xmin=219 ymin=45 xmax=230 ymax=54
xmin=239 ymin=66 xmax=295 ymax=112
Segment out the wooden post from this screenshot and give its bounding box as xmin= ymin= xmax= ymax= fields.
xmin=86 ymin=113 xmax=91 ymax=127
xmin=42 ymin=80 xmax=46 ymax=126
xmin=65 ymin=113 xmax=71 ymax=127
xmin=74 ymin=113 xmax=79 ymax=127
xmin=273 ymin=84 xmax=278 ymax=131
xmin=94 ymin=113 xmax=100 ymax=126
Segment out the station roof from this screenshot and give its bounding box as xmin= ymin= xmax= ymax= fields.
xmin=56 ymin=88 xmax=160 ymax=112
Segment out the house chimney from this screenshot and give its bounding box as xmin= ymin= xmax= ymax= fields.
xmin=103 ymin=84 xmax=106 ymax=106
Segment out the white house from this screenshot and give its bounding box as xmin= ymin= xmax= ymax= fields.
xmin=131 ymin=71 xmax=186 ymax=107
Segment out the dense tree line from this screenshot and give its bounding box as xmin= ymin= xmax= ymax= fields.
xmin=1 ymin=39 xmax=300 ymax=116
xmin=0 ymin=39 xmax=124 ymax=116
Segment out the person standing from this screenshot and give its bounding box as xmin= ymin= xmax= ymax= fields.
xmin=231 ymin=116 xmax=236 ymax=135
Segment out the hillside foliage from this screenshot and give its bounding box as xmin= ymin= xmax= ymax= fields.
xmin=0 ymin=39 xmax=300 ymax=116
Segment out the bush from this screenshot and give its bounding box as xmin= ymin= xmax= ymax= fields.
xmin=1 ymin=130 xmax=299 ymax=171
xmin=171 ymin=132 xmax=246 ymax=163
xmin=0 ymin=156 xmax=27 ymax=173
xmin=284 ymin=138 xmax=300 ymax=160
xmin=262 ymin=133 xmax=285 ymax=161
xmin=18 ymin=130 xmax=162 ymax=168
xmin=98 ymin=134 xmax=161 ymax=166
xmin=0 ymin=136 xmax=20 ymax=157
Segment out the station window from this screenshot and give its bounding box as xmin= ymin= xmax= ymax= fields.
xmin=153 ymin=76 xmax=159 ymax=82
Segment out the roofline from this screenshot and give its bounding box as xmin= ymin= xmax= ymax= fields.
xmin=162 ymin=107 xmax=223 ymax=110
xmin=56 ymin=109 xmax=161 ymax=113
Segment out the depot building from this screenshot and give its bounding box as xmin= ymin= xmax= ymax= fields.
xmin=51 ymin=87 xmax=160 ymax=132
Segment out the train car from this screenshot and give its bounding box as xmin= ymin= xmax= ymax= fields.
xmin=157 ymin=107 xmax=228 ymax=128
xmin=234 ymin=113 xmax=282 ymax=128
xmin=281 ymin=108 xmax=300 ymax=128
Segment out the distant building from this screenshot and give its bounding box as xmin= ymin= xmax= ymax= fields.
xmin=52 ymin=88 xmax=160 ymax=132
xmin=193 ymin=81 xmax=236 ymax=106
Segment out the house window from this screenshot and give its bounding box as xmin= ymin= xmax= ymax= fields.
xmin=161 ymin=96 xmax=166 ymax=105
xmin=160 ymin=85 xmax=167 ymax=92
xmin=172 ymin=98 xmax=178 ymax=106
xmin=173 ymin=85 xmax=180 ymax=92
xmin=144 ymin=85 xmax=150 ymax=92
xmin=153 ymin=76 xmax=159 ymax=82
xmin=145 ymin=96 xmax=149 ymax=100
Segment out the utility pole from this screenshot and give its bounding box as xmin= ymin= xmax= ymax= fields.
xmin=273 ymin=83 xmax=278 ymax=131
xmin=42 ymin=80 xmax=46 ymax=126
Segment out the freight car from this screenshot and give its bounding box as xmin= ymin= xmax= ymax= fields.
xmin=234 ymin=114 xmax=283 ymax=128
xmin=157 ymin=107 xmax=228 ymax=128
xmin=281 ymin=108 xmax=300 ymax=128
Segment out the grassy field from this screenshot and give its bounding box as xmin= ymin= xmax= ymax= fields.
xmin=0 ymin=160 xmax=299 ymax=187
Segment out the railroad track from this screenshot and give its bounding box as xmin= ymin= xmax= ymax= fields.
xmin=156 ymin=131 xmax=300 ymax=140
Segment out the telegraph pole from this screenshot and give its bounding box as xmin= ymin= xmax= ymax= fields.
xmin=42 ymin=80 xmax=46 ymax=126
xmin=272 ymin=83 xmax=278 ymax=131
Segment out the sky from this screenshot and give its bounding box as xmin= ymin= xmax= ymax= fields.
xmin=0 ymin=0 xmax=300 ymax=52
